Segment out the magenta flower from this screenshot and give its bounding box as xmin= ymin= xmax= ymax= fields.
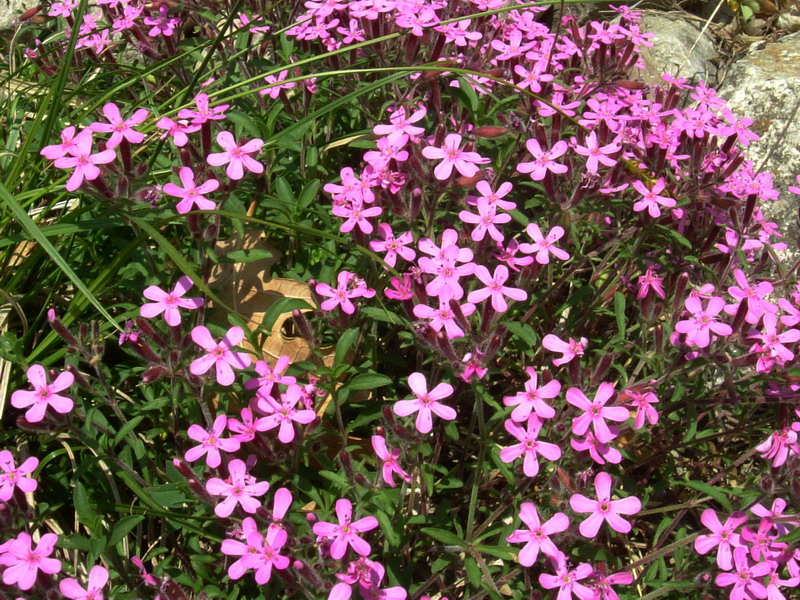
xmin=221 ymin=519 xmax=290 ymax=583
xmin=333 ymin=199 xmax=383 ymax=234
xmin=59 ymin=565 xmax=109 ymax=600
xmin=177 ymin=92 xmax=229 ymax=124
xmin=40 ymin=125 xmax=78 ymax=160
xmin=372 ymin=435 xmax=412 ymax=487
xmin=0 ymin=450 xmax=39 ymax=501
xmin=52 ymin=129 xmax=116 ymax=191
xmin=458 ymin=197 xmax=511 ymax=242
xmin=470 ymin=180 xmax=516 ymax=210
xmin=162 ymin=167 xmax=219 ymax=214
xmin=89 ymin=102 xmax=149 ymax=148
xmin=631 ymin=178 xmax=676 ymax=218
xmin=206 ymin=131 xmax=264 ymax=180
xmin=260 ymin=70 xmax=296 ymax=99
xmin=421 ymin=133 xmax=489 ymax=180
xmin=624 ymin=389 xmax=660 ymax=430
xmin=373 ymin=105 xmax=427 ymax=139
xmin=140 ymin=276 xmax=204 ymax=326
xmin=190 ymin=325 xmax=252 ymax=386
xmin=516 ymin=139 xmax=568 ymax=181
xmin=184 ymin=414 xmax=241 ymax=468
xmin=694 ymin=508 xmax=748 ymax=570
xmin=566 ymin=382 xmax=629 ymax=444
xmin=11 ymin=364 xmax=74 ymax=423
xmin=393 ymin=372 xmax=457 ymax=434
xmin=257 ymin=383 xmax=317 ymax=443
xmin=369 ymin=223 xmax=416 ymax=268
xmin=542 ymin=334 xmax=587 ymax=366
xmin=674 ymin=295 xmax=732 ymax=349
xmin=467 ymin=264 xmax=528 ymax=312
xmin=499 ymin=416 xmax=561 ymax=477
xmin=570 ymin=431 xmax=622 ymax=465
xmin=591 ymin=570 xmax=634 ymax=600
xmin=756 ymin=427 xmax=797 ymax=468
xmin=503 ymin=367 xmax=560 ymax=421
xmin=569 ymin=472 xmax=642 ymax=538
xmin=573 ymin=131 xmax=620 ymax=174
xmin=725 ymin=269 xmax=777 ymax=325
xmin=245 ymin=356 xmax=296 ymax=399
xmin=0 ymin=532 xmax=61 ymax=591
xmin=144 ymin=4 xmax=181 ymax=36
xmin=313 ymin=498 xmax=379 ymax=559
xmin=155 ymin=117 xmax=200 ymax=146
xmin=519 ymin=224 xmax=569 ymax=264
xmin=539 ymin=557 xmax=594 ymax=600
xmin=413 ymin=300 xmax=475 ymax=339
xmin=789 ymin=174 xmax=800 ymax=195
xmin=715 ymin=547 xmax=770 ymax=600
xmin=227 ymin=407 xmax=271 ymax=443
xmin=206 ymin=458 xmax=270 ymax=517
xmin=316 ymin=271 xmax=375 ymax=315
xmin=506 ymin=502 xmax=569 ymax=566
xmin=637 ymin=266 xmax=666 ymax=300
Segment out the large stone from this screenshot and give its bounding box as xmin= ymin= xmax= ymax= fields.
xmin=0 ymin=0 xmax=30 ymax=31
xmin=718 ymin=32 xmax=800 ymax=257
xmin=634 ymin=12 xmax=720 ymax=87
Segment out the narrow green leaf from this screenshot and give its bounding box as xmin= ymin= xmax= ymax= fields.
xmin=219 ymin=248 xmax=275 ymax=263
xmin=334 ymin=327 xmax=359 ymax=368
xmin=108 ymin=515 xmax=145 ymax=547
xmin=613 ymin=291 xmax=626 ymax=337
xmin=348 ymin=373 xmax=393 ymax=391
xmin=421 ymin=527 xmax=468 ymax=547
xmin=676 ymin=481 xmax=733 ymax=512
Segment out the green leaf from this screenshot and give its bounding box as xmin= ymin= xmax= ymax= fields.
xmin=113 ymin=416 xmax=145 ymax=447
xmin=677 ymin=481 xmax=733 ymax=512
xmin=464 ymin=556 xmax=481 ymax=587
xmin=360 ymin=306 xmax=406 ymax=325
xmin=335 ymin=327 xmax=359 ymax=368
xmin=108 ymin=515 xmax=145 ymax=547
xmin=219 ymin=248 xmax=275 ymax=263
xmin=505 ymin=321 xmax=538 ymax=348
xmin=614 ymin=291 xmax=626 ymax=337
xmin=349 ymin=373 xmax=392 ymax=390
xmin=421 ymin=527 xmax=467 ymax=547
xmin=74 ymin=482 xmax=100 ymax=533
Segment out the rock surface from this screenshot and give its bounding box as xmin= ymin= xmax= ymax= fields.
xmin=634 ymin=12 xmax=719 ymax=87
xmin=719 ymin=32 xmax=800 ymax=255
xmin=0 ymin=0 xmax=29 ymax=31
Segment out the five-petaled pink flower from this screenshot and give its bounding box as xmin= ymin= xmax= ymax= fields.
xmin=520 ymin=224 xmax=569 ymax=264
xmin=421 ymin=133 xmax=489 ymax=180
xmin=393 ymin=372 xmax=457 ymax=434
xmin=372 ymin=435 xmax=412 ymax=487
xmin=694 ymin=508 xmax=748 ymax=570
xmin=715 ymin=547 xmax=770 ymax=600
xmin=0 ymin=532 xmax=62 ymax=591
xmin=206 ymin=458 xmax=270 ymax=517
xmin=178 ymin=92 xmax=229 ymax=124
xmin=315 ymin=271 xmax=375 ymax=315
xmin=539 ymin=556 xmax=594 ymax=600
xmin=674 ymin=295 xmax=732 ymax=349
xmin=257 ymin=383 xmax=317 ymax=443
xmin=184 ymin=414 xmax=241 ymax=468
xmin=89 ymin=102 xmax=149 ymax=148
xmin=221 ymin=518 xmax=290 ymax=583
xmin=52 ymin=129 xmax=116 ymax=191
xmin=566 ymin=382 xmax=629 ymax=444
xmin=516 ymin=139 xmax=568 ymax=181
xmin=312 ymin=498 xmax=379 ymax=559
xmin=503 ymin=367 xmax=560 ymax=421
xmin=458 ymin=197 xmax=511 ymax=242
xmin=40 ymin=125 xmax=78 ymax=160
xmin=623 ymin=388 xmax=659 ymax=430
xmin=542 ymin=334 xmax=587 ymax=366
xmin=369 ymin=223 xmax=416 ymax=268
xmin=11 ymin=364 xmax=74 ymax=423
xmin=467 ymin=264 xmax=528 ymax=312
xmin=245 ymin=356 xmax=297 ymax=399
xmin=190 ymin=325 xmax=252 ymax=386
xmin=0 ymin=450 xmax=39 ymax=501
xmin=163 ymin=167 xmax=220 ymax=214
xmin=499 ymin=416 xmax=562 ymax=477
xmin=506 ymin=502 xmax=569 ymax=566
xmin=631 ymin=178 xmax=676 ymax=218
xmin=140 ymin=275 xmax=204 ymax=326
xmin=569 ymin=472 xmax=642 ymax=538
xmin=573 ymin=131 xmax=620 ymax=174
xmin=206 ymin=131 xmax=264 ymax=180
xmin=59 ymin=564 xmax=109 ymax=600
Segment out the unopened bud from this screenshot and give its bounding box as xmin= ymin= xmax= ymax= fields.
xmin=472 ymin=126 xmax=508 ymax=138
xmin=142 ymin=365 xmax=169 ymax=383
xmin=47 ymin=309 xmax=78 ymax=345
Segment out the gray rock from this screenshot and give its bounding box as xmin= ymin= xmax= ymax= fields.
xmin=0 ymin=0 xmax=31 ymax=31
xmin=634 ymin=12 xmax=719 ymax=87
xmin=718 ymin=32 xmax=800 ymax=258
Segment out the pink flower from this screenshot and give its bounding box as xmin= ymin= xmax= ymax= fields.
xmin=245 ymin=356 xmax=296 ymax=399
xmin=458 ymin=197 xmax=511 ymax=242
xmin=499 ymin=416 xmax=561 ymax=477
xmin=569 ymin=472 xmax=642 ymax=538
xmin=467 ymin=264 xmax=528 ymax=312
xmin=227 ymin=407 xmax=271 ymax=443
xmin=177 ymin=92 xmax=228 ymax=124
xmin=725 ymin=269 xmax=777 ymax=325
xmin=624 ymin=389 xmax=659 ymax=430
xmin=260 ymin=70 xmax=296 ymax=99
xmin=143 ymin=5 xmax=181 ymax=36
xmin=566 ymin=382 xmax=629 ymax=444
xmin=333 ymin=200 xmax=383 ymax=234
xmin=503 ymin=367 xmax=560 ymax=421
xmin=591 ymin=570 xmax=634 ymax=600
xmin=11 ymin=364 xmax=74 ymax=423
xmin=0 ymin=532 xmax=61 ymax=591
xmin=413 ymin=300 xmax=475 ymax=339
xmin=519 ymin=224 xmax=569 ymax=264
xmin=206 ymin=131 xmax=264 ymax=180
xmin=190 ymin=326 xmax=252 ymax=386
xmin=421 ymin=133 xmax=489 ymax=180
xmin=469 ymin=180 xmax=516 ymax=210
xmin=89 ymin=102 xmax=149 ymax=148
xmin=154 ymin=117 xmax=200 ymax=147
xmin=393 ymin=372 xmax=457 ymax=434
xmin=788 ymin=174 xmax=800 ymax=195
xmin=140 ymin=276 xmax=204 ymax=326
xmin=40 ymin=126 xmax=78 ymax=160
xmin=257 ymin=383 xmax=317 ymax=443
xmin=312 ymin=498 xmax=379 ymax=559
xmin=369 ymin=224 xmax=416 ymax=268
xmin=59 ymin=565 xmax=109 ymax=600
xmin=542 ymin=334 xmax=587 ymax=366
xmin=674 ymin=295 xmax=732 ymax=349
xmin=715 ymin=547 xmax=770 ymax=599
xmin=570 ymin=431 xmax=622 ymax=465
xmin=506 ymin=502 xmax=569 ymax=566
xmin=206 ymin=458 xmax=270 ymax=517
xmin=694 ymin=509 xmax=748 ymax=570
xmin=516 ymin=139 xmax=568 ymax=181
xmin=316 ymin=271 xmax=375 ymax=315
xmin=0 ymin=450 xmax=39 ymax=501
xmin=221 ymin=519 xmax=290 ymax=583
xmin=184 ymin=414 xmax=241 ymax=468
xmin=631 ymin=178 xmax=676 ymax=218
xmin=573 ymin=131 xmax=620 ymax=174
xmin=373 ymin=106 xmax=427 ymax=139
xmin=637 ymin=266 xmax=666 ymax=300
xmin=162 ymin=167 xmax=219 ymax=214
xmin=756 ymin=428 xmax=798 ymax=468
xmin=539 ymin=557 xmax=594 ymax=600
xmin=371 ymin=435 xmax=412 ymax=487
xmin=52 ymin=129 xmax=116 ymax=191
